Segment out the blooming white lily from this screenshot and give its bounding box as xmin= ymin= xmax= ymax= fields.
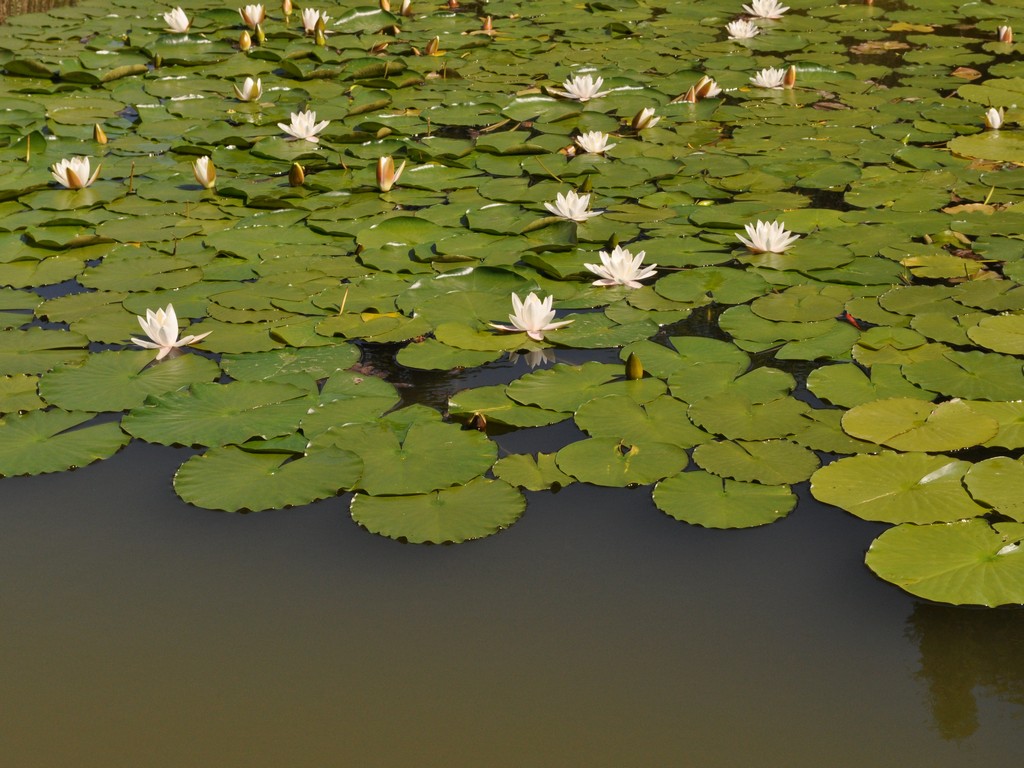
xmin=999 ymin=25 xmax=1013 ymax=43
xmin=131 ymin=304 xmax=212 ymax=361
xmin=575 ymin=131 xmax=616 ymax=154
xmin=490 ymin=293 xmax=574 ymax=341
xmin=233 ymin=76 xmax=262 ymax=101
xmin=726 ymin=19 xmax=759 ymax=39
xmin=749 ymin=67 xmax=787 ymax=88
xmin=377 ymin=155 xmax=406 ymax=191
xmin=163 ymin=7 xmax=191 ymax=33
xmin=192 ymin=157 xmax=216 ymax=189
xmin=550 ymin=74 xmax=611 ymax=102
xmin=631 ymin=106 xmax=660 ymax=131
xmin=51 ymin=157 xmax=101 ymax=189
xmin=584 ymin=245 xmax=658 ymax=288
xmin=239 ymin=4 xmax=265 ymax=28
xmin=985 ymin=107 xmax=1005 ymax=130
xmin=736 ymin=220 xmax=800 ymax=254
xmin=278 ymin=109 xmax=330 ymax=142
xmin=742 ymin=0 xmax=789 ymax=19
xmin=301 ymin=8 xmax=328 ymax=34
xmin=544 ymin=190 xmax=600 ymax=222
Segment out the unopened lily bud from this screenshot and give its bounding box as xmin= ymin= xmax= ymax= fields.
xmin=482 ymin=16 xmax=493 ymax=32
xmin=255 ymin=23 xmax=266 ymax=45
xmin=376 ymin=155 xmax=406 ymax=192
xmin=999 ymin=25 xmax=1013 ymax=44
xmin=315 ymin=19 xmax=326 ymax=46
xmin=985 ymin=106 xmax=1005 ymax=130
xmin=679 ymin=85 xmax=697 ymax=104
xmin=289 ymin=162 xmax=305 ymax=186
xmin=469 ymin=412 xmax=487 ymax=432
xmin=448 ymin=0 xmax=459 ymax=8
xmin=93 ymin=123 xmax=108 ymax=145
xmin=783 ymin=65 xmax=797 ymax=88
xmin=239 ymin=30 xmax=252 ymax=51
xmin=192 ymin=156 xmax=216 ymax=189
xmin=625 ymin=352 xmax=644 ymax=381
xmin=371 ymin=41 xmax=390 ymax=53
xmin=425 ymin=35 xmax=439 ymax=55
xmin=379 ymin=0 xmax=390 ymax=10
xmin=282 ymin=0 xmax=292 ymax=18
xmin=400 ymin=0 xmax=412 ymax=15
xmin=631 ymin=106 xmax=660 ymax=131
xmin=153 ymin=53 xmax=163 ymax=68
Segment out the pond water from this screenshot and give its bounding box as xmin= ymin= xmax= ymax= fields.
xmin=3 ymin=441 xmax=1023 ymax=766
xmin=3 ymin=0 xmax=1024 ymax=762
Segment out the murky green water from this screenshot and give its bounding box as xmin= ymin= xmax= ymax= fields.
xmin=2 ymin=441 xmax=1021 ymax=766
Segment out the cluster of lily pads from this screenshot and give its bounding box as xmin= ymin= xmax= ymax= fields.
xmin=3 ymin=0 xmax=1024 ymax=605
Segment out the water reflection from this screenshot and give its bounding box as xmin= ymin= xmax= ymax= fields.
xmin=907 ymin=603 xmax=1024 ymax=740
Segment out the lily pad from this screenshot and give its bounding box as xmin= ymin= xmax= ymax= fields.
xmin=653 ymin=470 xmax=796 ymax=529
xmin=0 ymin=409 xmax=129 ymax=476
xmin=555 ymin=437 xmax=688 ymax=487
xmin=350 ymin=477 xmax=526 ymax=544
xmin=841 ymin=398 xmax=999 ymax=452
xmin=692 ymin=440 xmax=820 ymax=485
xmin=865 ymin=519 xmax=1024 ymax=606
xmin=492 ymin=452 xmax=574 ymax=491
xmin=174 ymin=445 xmax=363 ymax=513
xmin=810 ymin=451 xmax=987 ymax=523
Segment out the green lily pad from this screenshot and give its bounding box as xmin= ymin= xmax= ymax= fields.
xmin=966 ymin=313 xmax=1024 ymax=355
xmin=963 ymin=457 xmax=1024 ymax=522
xmin=173 ymin=445 xmax=363 ymax=513
xmin=653 ymin=470 xmax=796 ymax=529
xmin=448 ymin=384 xmax=569 ymax=428
xmin=122 ymin=381 xmax=313 ymax=447
xmin=573 ymin=394 xmax=712 ymax=448
xmin=0 ymin=409 xmax=129 ymax=476
xmin=841 ymin=398 xmax=999 ymax=452
xmin=555 ymin=437 xmax=688 ymax=487
xmin=350 ymin=477 xmax=526 ymax=544
xmin=492 ymin=453 xmax=575 ymax=491
xmin=865 ymin=519 xmax=1024 ymax=606
xmin=902 ymin=350 xmax=1024 ymax=401
xmin=0 ymin=328 xmax=88 ymax=375
xmin=312 ymin=420 xmax=497 ymax=496
xmin=687 ymin=394 xmax=810 ymax=441
xmin=506 ymin=361 xmax=666 ymax=412
xmin=810 ymin=451 xmax=987 ymax=523
xmin=693 ymin=440 xmax=820 ymax=485
xmin=39 ymin=352 xmax=221 ymax=412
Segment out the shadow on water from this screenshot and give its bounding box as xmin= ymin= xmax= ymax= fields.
xmin=907 ymin=603 xmax=1024 ymax=742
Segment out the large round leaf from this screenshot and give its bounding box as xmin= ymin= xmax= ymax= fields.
xmin=693 ymin=440 xmax=820 ymax=485
xmin=39 ymin=351 xmax=220 ymax=412
xmin=221 ymin=344 xmax=361 ymax=381
xmin=448 ymin=384 xmax=569 ymax=428
xmin=506 ymin=361 xmax=666 ymax=412
xmin=653 ymin=470 xmax=796 ymax=529
xmin=174 ymin=445 xmax=362 ymax=513
xmin=810 ymin=452 xmax=987 ymax=523
xmin=963 ymin=457 xmax=1024 ymax=522
xmin=555 ymin=437 xmax=687 ymax=487
xmin=492 ymin=453 xmax=574 ymax=491
xmin=0 ymin=409 xmax=128 ymax=476
xmin=866 ymin=519 xmax=1024 ymax=606
xmin=122 ymin=381 xmax=314 ymax=447
xmin=841 ymin=398 xmax=999 ymax=452
xmin=902 ymin=350 xmax=1024 ymax=401
xmin=573 ymin=394 xmax=712 ymax=448
xmin=313 ymin=420 xmax=497 ymax=496
xmin=350 ymin=477 xmax=525 ymax=544
xmin=687 ymin=394 xmax=810 ymax=440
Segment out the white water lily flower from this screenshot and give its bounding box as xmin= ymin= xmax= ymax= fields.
xmin=544 ymin=190 xmax=601 ymax=222
xmin=742 ymin=0 xmax=789 ymax=19
xmin=749 ymin=67 xmax=787 ymax=88
xmin=736 ymin=220 xmax=800 ymax=254
xmin=726 ymin=19 xmax=759 ymax=39
xmin=998 ymin=25 xmax=1013 ymax=43
xmin=575 ymin=131 xmax=616 ymax=154
xmin=192 ymin=157 xmax=216 ymax=189
xmin=233 ymin=76 xmax=262 ymax=101
xmin=550 ymin=74 xmax=611 ymax=102
xmin=490 ymin=293 xmax=574 ymax=341
xmin=239 ymin=4 xmax=265 ymax=28
xmin=631 ymin=106 xmax=660 ymax=131
xmin=51 ymin=156 xmax=101 ymax=189
xmin=278 ymin=109 xmax=330 ymax=142
xmin=584 ymin=245 xmax=658 ymax=288
xmin=985 ymin=107 xmax=1005 ymax=130
xmin=163 ymin=7 xmax=191 ymax=33
xmin=131 ymin=304 xmax=212 ymax=361
xmin=695 ymin=75 xmax=722 ymax=98
xmin=377 ymin=155 xmax=406 ymax=191
xmin=301 ymin=8 xmax=328 ymax=33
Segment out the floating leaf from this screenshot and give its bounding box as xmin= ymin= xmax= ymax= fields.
xmin=810 ymin=452 xmax=986 ymax=523
xmin=493 ymin=453 xmax=574 ymax=491
xmin=174 ymin=446 xmax=362 ymax=513
xmin=555 ymin=437 xmax=688 ymax=487
xmin=963 ymin=457 xmax=1024 ymax=522
xmin=350 ymin=478 xmax=525 ymax=544
xmin=693 ymin=440 xmax=820 ymax=485
xmin=653 ymin=470 xmax=796 ymax=529
xmin=866 ymin=519 xmax=1024 ymax=607
xmin=0 ymin=409 xmax=128 ymax=476
xmin=841 ymin=398 xmax=999 ymax=452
